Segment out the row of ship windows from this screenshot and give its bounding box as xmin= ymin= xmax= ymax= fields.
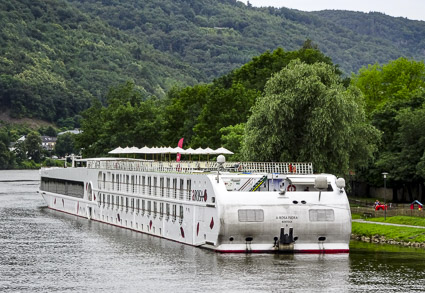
xmin=98 ymin=173 xmax=205 ymax=200
xmin=99 ymin=193 xmax=184 ymax=222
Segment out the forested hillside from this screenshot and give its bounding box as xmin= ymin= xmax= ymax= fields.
xmin=1 ymin=0 xmax=424 ymax=124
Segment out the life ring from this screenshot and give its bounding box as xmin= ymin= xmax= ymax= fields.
xmin=287 ymin=184 xmax=296 ymax=191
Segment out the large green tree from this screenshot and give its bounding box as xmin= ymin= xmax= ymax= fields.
xmin=242 ymin=60 xmax=380 ymax=175
xmin=55 ymin=133 xmax=77 ymax=157
xmin=76 ymin=82 xmax=163 ymax=157
xmin=365 ymin=94 xmax=425 ymax=201
xmin=352 ymin=57 xmax=425 ymax=115
xmin=25 ymin=131 xmax=42 ymax=163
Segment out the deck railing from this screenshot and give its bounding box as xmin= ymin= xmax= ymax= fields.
xmin=86 ymin=159 xmax=313 ymax=175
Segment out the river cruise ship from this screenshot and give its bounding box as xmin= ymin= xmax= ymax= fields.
xmin=39 ymin=149 xmax=351 ymax=253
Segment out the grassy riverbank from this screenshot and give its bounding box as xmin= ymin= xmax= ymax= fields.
xmin=351 ymin=215 xmax=425 ymax=246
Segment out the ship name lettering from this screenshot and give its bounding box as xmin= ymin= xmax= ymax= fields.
xmin=276 ymin=215 xmax=298 ymax=220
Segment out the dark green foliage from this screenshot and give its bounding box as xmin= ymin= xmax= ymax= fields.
xmin=76 ymin=82 xmax=163 ymax=157
xmin=39 ymin=126 xmax=57 ymax=137
xmin=163 ymin=46 xmax=340 ymax=151
xmin=242 ymin=60 xmax=380 ymax=175
xmin=2 ymin=0 xmax=425 ymax=125
xmin=0 ymin=0 xmax=199 ymax=122
xmin=191 ymin=83 xmax=258 ymax=148
xmin=364 ymin=94 xmax=425 ymax=186
xmin=216 ymin=45 xmax=340 ymax=93
xmin=352 ymin=58 xmax=425 ymax=115
xmin=54 ymin=133 xmax=77 ymax=157
xmin=24 ymin=131 xmax=42 ymax=163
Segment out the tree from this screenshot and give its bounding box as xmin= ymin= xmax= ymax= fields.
xmin=55 ymin=133 xmax=77 ymax=157
xmin=219 ymin=123 xmax=245 ymax=161
xmin=0 ymin=141 xmax=15 ymax=169
xmin=39 ymin=126 xmax=57 ymax=137
xmin=352 ymin=58 xmax=425 ymax=115
xmin=242 ymin=60 xmax=380 ymax=176
xmin=76 ymin=82 xmax=163 ymax=157
xmin=191 ymin=83 xmax=258 ymax=147
xmin=25 ymin=131 xmax=42 ymax=163
xmin=367 ymin=94 xmax=425 ymax=201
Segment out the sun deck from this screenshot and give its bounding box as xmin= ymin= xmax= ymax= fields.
xmin=84 ymin=158 xmax=313 ymax=175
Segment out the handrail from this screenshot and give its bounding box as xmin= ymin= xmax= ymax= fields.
xmin=86 ymin=159 xmax=313 ymax=175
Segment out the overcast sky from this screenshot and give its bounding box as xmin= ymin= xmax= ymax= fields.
xmin=238 ymin=0 xmax=425 ymax=21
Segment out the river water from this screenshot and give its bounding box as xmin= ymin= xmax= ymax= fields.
xmin=1 ymin=170 xmax=424 ymax=292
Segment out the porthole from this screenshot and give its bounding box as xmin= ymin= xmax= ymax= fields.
xmin=245 ymin=236 xmax=253 ymax=242
xmin=293 ymin=200 xmax=298 ymax=204
xmin=229 ymin=236 xmax=234 ymax=242
xmin=318 ymin=236 xmax=326 ymax=241
xmin=301 ymin=200 xmax=306 ymax=204
xmin=294 ymin=237 xmax=298 ymax=241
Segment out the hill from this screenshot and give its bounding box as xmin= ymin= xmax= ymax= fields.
xmin=1 ymin=0 xmax=424 ymax=124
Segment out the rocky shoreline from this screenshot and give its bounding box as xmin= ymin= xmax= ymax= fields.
xmin=351 ymin=234 xmax=425 ymax=248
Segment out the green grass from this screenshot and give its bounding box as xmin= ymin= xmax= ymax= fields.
xmin=366 ymin=216 xmax=425 ymax=227
xmin=351 ymin=213 xmax=363 ymax=220
xmin=352 ymin=222 xmax=425 ymax=243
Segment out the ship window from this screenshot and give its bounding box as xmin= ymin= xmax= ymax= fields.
xmin=142 ymin=200 xmax=145 ymax=214
xmin=309 ymin=209 xmax=335 ymax=222
xmin=154 ymin=177 xmax=158 ymax=196
xmin=173 ymin=178 xmax=177 ymax=198
xmin=160 ymin=177 xmax=164 ymax=197
xmin=138 ymin=176 xmax=141 ymax=194
xmin=131 ymin=175 xmax=135 ymax=193
xmin=159 ymin=202 xmax=164 ymax=218
xmin=103 ymin=173 xmax=106 ymax=189
xmin=166 ymin=178 xmax=171 ymax=197
xmin=131 ymin=198 xmax=134 ymax=212
xmin=126 ymin=175 xmax=129 ymax=192
xmin=136 ymin=199 xmax=140 ymax=212
xmin=111 ymin=195 xmax=114 ymax=208
xmin=98 ymin=172 xmax=102 ymax=189
xmin=116 ymin=196 xmax=119 ymax=208
xmin=166 ymin=203 xmax=170 ymax=220
xmin=142 ymin=176 xmax=146 ymax=194
xmin=172 ymin=204 xmax=177 ymax=221
xmin=238 ymin=209 xmax=264 ymax=222
xmin=107 ymin=194 xmax=110 ymax=207
xmin=180 ymin=179 xmax=184 ymax=200
xmin=147 ymin=201 xmax=151 ymax=215
xmin=187 ymin=180 xmax=192 ymax=201
xmin=112 ymin=174 xmax=115 ymax=190
xmin=148 ymin=177 xmax=152 ymax=195
xmin=179 ymin=205 xmax=184 ymax=222
xmin=153 ymin=201 xmax=157 ymax=217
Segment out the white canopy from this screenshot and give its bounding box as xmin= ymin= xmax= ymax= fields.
xmin=215 ymin=147 xmax=234 ymax=155
xmin=108 ymin=146 xmax=123 ymax=154
xmin=108 ymin=146 xmax=233 ymax=156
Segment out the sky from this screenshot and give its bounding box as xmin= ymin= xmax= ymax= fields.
xmin=238 ymin=0 xmax=425 ymax=21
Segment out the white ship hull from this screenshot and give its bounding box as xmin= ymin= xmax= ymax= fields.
xmin=39 ymin=159 xmax=351 ymax=253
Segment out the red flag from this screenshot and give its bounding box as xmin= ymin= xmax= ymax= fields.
xmin=178 ymin=138 xmax=184 ymax=148
xmin=176 ymin=138 xmax=184 ymax=162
